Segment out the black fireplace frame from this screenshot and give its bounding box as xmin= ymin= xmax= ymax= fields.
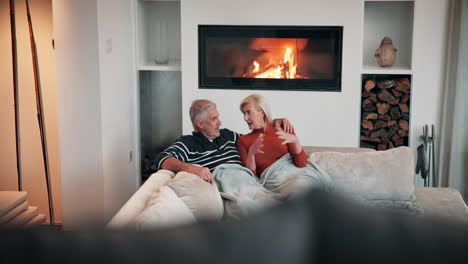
xmin=198 ymin=25 xmax=343 ymax=92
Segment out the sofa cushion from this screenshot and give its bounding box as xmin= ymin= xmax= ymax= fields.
xmin=128 ymin=186 xmax=196 ymax=230
xmin=167 ymin=172 xmax=224 ymax=221
xmin=309 ymin=147 xmax=416 ymax=205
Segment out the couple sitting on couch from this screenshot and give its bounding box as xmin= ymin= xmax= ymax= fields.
xmin=154 ymin=94 xmax=332 ymax=217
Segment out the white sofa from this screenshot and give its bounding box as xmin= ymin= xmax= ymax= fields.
xmin=108 ymin=146 xmax=468 ymax=229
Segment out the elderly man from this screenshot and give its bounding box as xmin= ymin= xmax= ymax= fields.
xmin=154 ymin=99 xmax=292 ymax=183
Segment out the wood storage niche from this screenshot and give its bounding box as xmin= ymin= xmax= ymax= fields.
xmin=360 ymin=74 xmax=411 ymax=150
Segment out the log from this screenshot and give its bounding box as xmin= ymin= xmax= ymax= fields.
xmin=391 ymin=89 xmax=403 ymax=98
xmin=398 ymin=78 xmax=411 ymax=88
xmin=387 ymin=126 xmax=399 ymax=138
xmin=399 ymin=103 xmax=409 ymax=113
xmin=399 ymin=120 xmax=409 ymax=131
xmin=362 ymin=120 xmax=374 ymax=130
xmin=362 ymin=90 xmax=371 ymax=98
xmin=248 ymin=64 xmax=276 ymax=78
xmin=363 ymin=103 xmax=376 ymax=112
xmin=378 ymin=143 xmax=388 ymax=151
xmin=389 ymin=98 xmax=400 ymax=105
xmin=362 ymin=129 xmax=371 ymax=136
xmin=395 ymin=82 xmax=410 ymax=94
xmin=389 ymin=141 xmax=395 ymax=149
xmin=376 ymin=102 xmax=390 ymax=115
xmin=402 ymin=112 xmax=410 ymax=121
xmin=395 ymin=138 xmax=405 ymax=146
xmin=360 ymin=136 xmax=381 ymax=143
xmin=370 ymin=128 xmax=387 ymax=139
xmin=388 ymin=120 xmax=397 ymax=127
xmin=378 ymin=89 xmax=396 ymax=102
xmin=389 ymin=107 xmax=402 ymax=120
xmin=363 ymin=112 xmax=378 ymax=120
xmin=401 ymin=95 xmax=410 ymax=103
xmin=398 ymin=129 xmax=407 ymax=137
xmin=379 ymin=114 xmax=391 ymax=121
xmin=391 ymin=133 xmax=401 ymax=143
xmin=374 ymin=120 xmax=388 ymax=129
xmin=364 ymin=80 xmax=376 ymax=91
xmin=368 ymin=93 xmax=378 ymax=103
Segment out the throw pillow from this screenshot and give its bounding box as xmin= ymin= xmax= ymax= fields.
xmin=309 ymin=147 xmax=416 ymax=204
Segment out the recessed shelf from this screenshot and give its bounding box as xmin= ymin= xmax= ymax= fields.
xmin=136 ymin=0 xmax=181 ymax=69
xmin=362 ymin=65 xmax=412 ymax=75
xmin=365 ymin=0 xmax=413 ymax=2
xmin=138 ymin=60 xmax=181 ymax=71
xmin=363 ymin=1 xmax=414 ymax=71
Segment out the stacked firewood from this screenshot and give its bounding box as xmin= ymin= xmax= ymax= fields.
xmin=360 ymin=77 xmax=411 ymax=150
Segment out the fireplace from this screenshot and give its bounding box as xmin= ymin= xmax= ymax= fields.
xmin=198 ymin=25 xmax=343 ymax=91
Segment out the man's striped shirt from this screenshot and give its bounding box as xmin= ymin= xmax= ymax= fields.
xmin=154 ymin=129 xmax=242 ymax=171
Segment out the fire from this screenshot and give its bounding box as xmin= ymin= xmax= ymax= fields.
xmin=244 ymin=46 xmax=301 ymax=79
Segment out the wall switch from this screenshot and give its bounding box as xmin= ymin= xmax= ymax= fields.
xmin=106 ymin=38 xmax=112 ymax=54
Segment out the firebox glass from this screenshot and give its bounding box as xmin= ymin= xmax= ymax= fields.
xmin=199 ymin=25 xmax=342 ymax=91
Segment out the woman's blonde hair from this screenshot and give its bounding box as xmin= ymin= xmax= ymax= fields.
xmin=240 ymin=94 xmax=272 ymax=123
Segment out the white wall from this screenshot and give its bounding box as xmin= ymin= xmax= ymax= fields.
xmin=53 ymin=0 xmax=138 ymax=228
xmin=0 ymin=0 xmax=62 ymax=224
xmin=181 ymin=0 xmax=449 ymax=186
xmin=181 ymin=0 xmax=364 ymax=148
xmin=411 ymin=0 xmax=449 ymax=186
xmin=53 ymin=0 xmax=104 ymax=228
xmin=97 ymin=0 xmax=139 ymax=222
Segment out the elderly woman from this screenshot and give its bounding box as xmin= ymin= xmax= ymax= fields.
xmin=235 ymin=94 xmax=333 ymax=200
xmin=236 ymin=94 xmax=308 ymax=177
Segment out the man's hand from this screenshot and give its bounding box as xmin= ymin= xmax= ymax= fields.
xmin=187 ymin=166 xmax=213 ymax=184
xmin=276 ymin=129 xmax=298 ymax=145
xmin=248 ymin=133 xmax=265 ymax=156
xmin=273 ymin=118 xmax=294 ymax=134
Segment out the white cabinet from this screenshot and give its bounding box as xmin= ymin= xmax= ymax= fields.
xmin=135 ymin=0 xmax=182 ymax=179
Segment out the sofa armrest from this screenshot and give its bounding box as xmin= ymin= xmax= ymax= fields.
xmin=414 ymin=187 xmax=468 ymax=222
xmin=107 ymin=170 xmax=175 ymax=228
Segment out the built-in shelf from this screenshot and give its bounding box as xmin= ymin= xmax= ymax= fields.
xmin=363 ymin=1 xmax=414 ymax=72
xmin=135 ymin=0 xmax=182 ymax=181
xmin=365 ymin=0 xmax=413 ymax=2
xmin=136 ymin=0 xmax=181 ymax=71
xmin=362 ymin=65 xmax=412 ymax=75
xmin=138 ymin=60 xmax=181 ymax=71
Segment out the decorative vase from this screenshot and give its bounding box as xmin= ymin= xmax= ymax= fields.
xmin=150 ymin=19 xmax=169 ymax=64
xmin=374 ymin=37 xmax=397 ymax=67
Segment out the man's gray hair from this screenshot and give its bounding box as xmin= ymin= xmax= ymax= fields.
xmin=190 ymin=99 xmax=217 ymax=130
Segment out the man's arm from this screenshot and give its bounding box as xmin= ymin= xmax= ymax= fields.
xmin=160 ymin=157 xmax=213 ymax=184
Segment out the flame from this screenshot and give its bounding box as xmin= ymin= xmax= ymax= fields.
xmin=253 ymin=61 xmax=259 ymax=73
xmin=244 ymin=46 xmax=302 ymax=79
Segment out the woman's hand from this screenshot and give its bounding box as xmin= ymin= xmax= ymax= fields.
xmin=248 ymin=133 xmax=265 ymax=155
xmin=276 ymin=129 xmax=298 ymax=145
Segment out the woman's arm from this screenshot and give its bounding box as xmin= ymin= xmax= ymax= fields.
xmin=237 ymin=135 xmax=264 ymax=175
xmin=276 ymin=129 xmax=307 ymax=167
